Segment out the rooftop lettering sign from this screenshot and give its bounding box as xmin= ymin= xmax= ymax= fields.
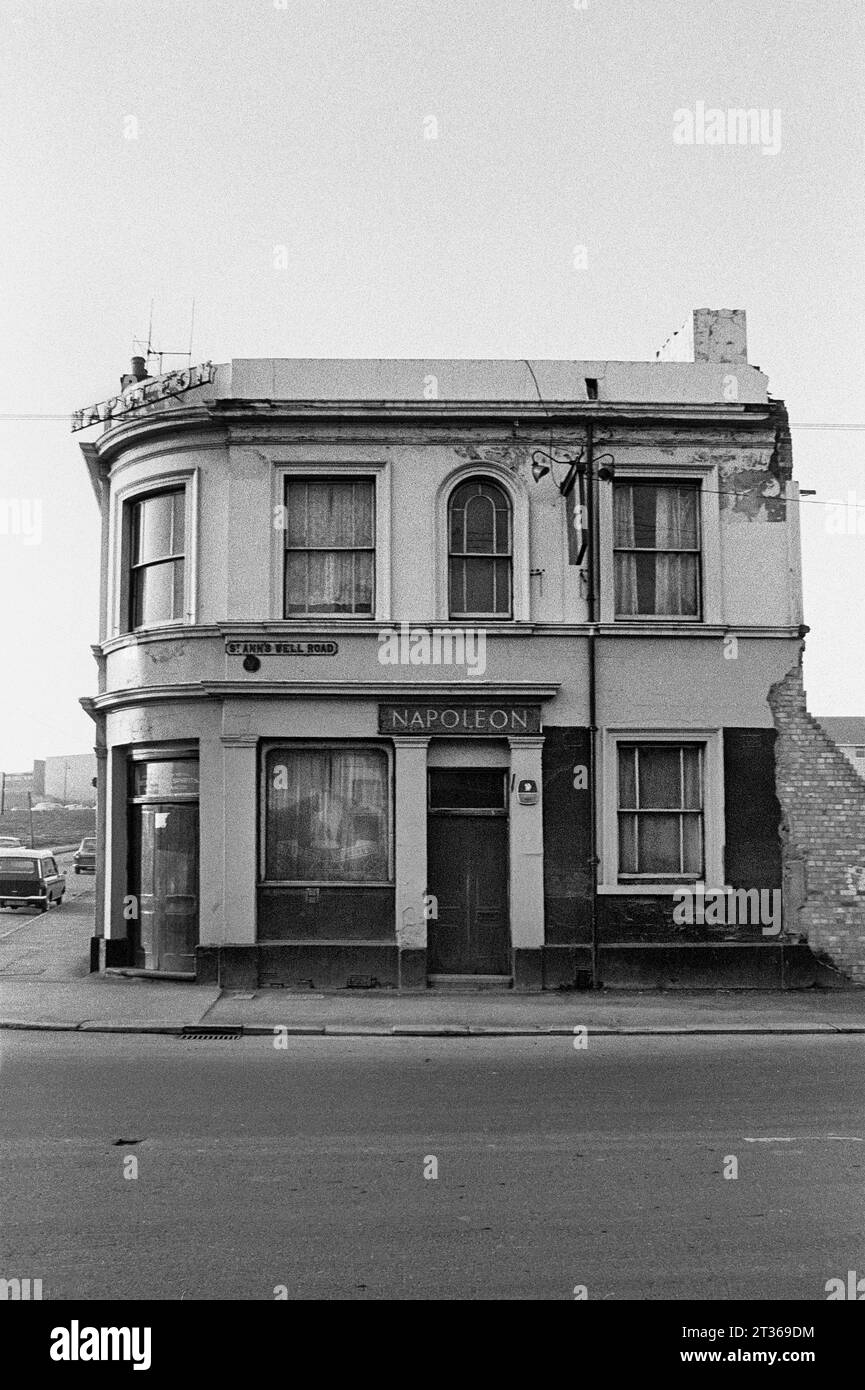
xmin=71 ymin=361 xmax=215 ymax=432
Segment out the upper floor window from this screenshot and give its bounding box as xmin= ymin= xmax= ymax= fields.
xmin=129 ymin=489 xmax=186 ymax=629
xmin=284 ymin=478 xmax=374 ymax=616
xmin=448 ymin=478 xmax=512 ymax=619
xmin=613 ymin=481 xmax=701 ymax=618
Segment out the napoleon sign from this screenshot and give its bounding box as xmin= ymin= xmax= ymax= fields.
xmin=378 ymin=704 xmax=541 ymax=735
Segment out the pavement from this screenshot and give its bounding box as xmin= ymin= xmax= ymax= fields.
xmin=3 ymin=975 xmax=865 ymax=1036
xmin=1 ymin=856 xmax=864 ymax=1037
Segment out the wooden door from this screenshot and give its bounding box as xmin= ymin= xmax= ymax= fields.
xmin=427 ymin=770 xmax=509 ymax=974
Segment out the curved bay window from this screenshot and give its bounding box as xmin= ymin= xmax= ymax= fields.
xmin=448 ymin=478 xmax=512 ymax=619
xmin=129 ymin=489 xmax=186 ymax=629
xmin=263 ymin=745 xmax=390 ymax=884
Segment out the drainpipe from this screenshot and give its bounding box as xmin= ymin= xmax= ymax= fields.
xmin=585 ymin=421 xmax=600 ymax=989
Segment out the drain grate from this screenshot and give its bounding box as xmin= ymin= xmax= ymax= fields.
xmin=180 ymin=1025 xmax=243 ymax=1041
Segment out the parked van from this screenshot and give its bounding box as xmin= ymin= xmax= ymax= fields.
xmin=0 ymin=848 xmax=65 ymax=911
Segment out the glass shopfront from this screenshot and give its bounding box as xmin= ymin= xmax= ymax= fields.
xmin=128 ymin=751 xmax=199 ymax=973
xmin=262 ymin=744 xmax=390 ymax=884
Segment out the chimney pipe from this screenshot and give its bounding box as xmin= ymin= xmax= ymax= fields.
xmin=121 ymin=356 xmax=150 ymax=391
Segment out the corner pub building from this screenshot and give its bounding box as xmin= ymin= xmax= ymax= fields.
xmin=79 ymin=309 xmax=815 ymax=991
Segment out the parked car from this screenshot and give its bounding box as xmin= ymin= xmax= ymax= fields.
xmin=73 ymin=837 xmax=96 ymax=874
xmin=0 ymin=848 xmax=65 ymax=911
xmin=0 ymin=835 xmax=23 ymax=848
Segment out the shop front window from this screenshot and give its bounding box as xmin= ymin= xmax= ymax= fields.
xmin=132 ymin=759 xmax=199 ymax=799
xmin=128 ymin=754 xmax=199 ymax=973
xmin=263 ymin=746 xmax=390 ymax=883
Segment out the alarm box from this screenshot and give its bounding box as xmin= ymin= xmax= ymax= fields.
xmin=516 ymin=778 xmax=539 ymax=805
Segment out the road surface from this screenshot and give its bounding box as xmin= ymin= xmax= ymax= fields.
xmin=1 ymin=1027 xmax=862 ymax=1299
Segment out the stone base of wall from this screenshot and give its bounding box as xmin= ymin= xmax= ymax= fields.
xmin=185 ymin=941 xmax=838 ymax=991
xmin=598 ymin=942 xmax=825 ymax=990
xmin=192 ymin=945 xmax=545 ymax=991
xmin=90 ymin=935 xmax=132 ymax=972
xmin=195 ymin=943 xmax=401 ymax=991
xmin=542 ymin=942 xmax=834 ymax=990
xmin=770 ymin=655 xmax=865 ymax=983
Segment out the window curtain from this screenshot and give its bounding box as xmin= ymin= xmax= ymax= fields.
xmin=654 ymin=486 xmax=698 ymax=615
xmin=266 ymin=749 xmax=388 ymax=882
xmin=617 ymin=744 xmax=704 ymax=878
xmin=613 ymin=485 xmax=638 ymax=614
xmin=310 ymin=552 xmax=356 ymax=612
xmin=614 ymin=485 xmax=698 ymax=617
xmin=286 ymin=481 xmax=373 ymax=614
xmin=652 ymin=486 xmax=679 ymax=615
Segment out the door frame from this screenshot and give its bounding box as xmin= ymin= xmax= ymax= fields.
xmin=426 ymin=767 xmax=511 ymax=976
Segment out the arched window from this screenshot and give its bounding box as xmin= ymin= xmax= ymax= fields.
xmin=448 ymin=478 xmax=512 ymax=618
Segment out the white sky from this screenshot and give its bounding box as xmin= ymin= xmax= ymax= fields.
xmin=1 ymin=0 xmax=863 ymax=770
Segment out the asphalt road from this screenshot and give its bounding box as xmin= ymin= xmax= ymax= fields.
xmin=1 ymin=1029 xmax=862 ymax=1300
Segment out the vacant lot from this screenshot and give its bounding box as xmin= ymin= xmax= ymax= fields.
xmin=0 ymin=808 xmax=96 ymax=849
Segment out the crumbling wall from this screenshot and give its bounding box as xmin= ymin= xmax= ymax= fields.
xmin=769 ymin=652 xmax=865 ymax=982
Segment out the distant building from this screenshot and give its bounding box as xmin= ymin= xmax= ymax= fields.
xmin=1 ymin=756 xmax=96 ymax=811
xmin=817 ymin=719 xmax=865 ymax=779
xmin=41 ymin=754 xmax=97 ymax=805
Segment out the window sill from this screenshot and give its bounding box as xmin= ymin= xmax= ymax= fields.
xmin=259 ymin=881 xmax=394 ymax=890
xmin=598 ymin=883 xmax=729 ymax=896
xmin=124 ymin=618 xmax=190 ymax=637
xmin=613 ymin=615 xmax=703 ymax=624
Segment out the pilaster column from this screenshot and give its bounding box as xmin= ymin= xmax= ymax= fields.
xmin=508 ymin=736 xmax=545 ymax=950
xmin=393 ymin=736 xmax=430 ymax=950
xmin=92 ymin=736 xmax=107 ymax=941
xmin=105 ymin=745 xmax=128 ymax=942
xmin=219 ymin=736 xmax=258 ymax=946
xmin=198 ymin=736 xmax=225 ymax=946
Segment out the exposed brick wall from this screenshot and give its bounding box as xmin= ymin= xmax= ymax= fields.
xmin=769 ymin=652 xmax=865 ymax=982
